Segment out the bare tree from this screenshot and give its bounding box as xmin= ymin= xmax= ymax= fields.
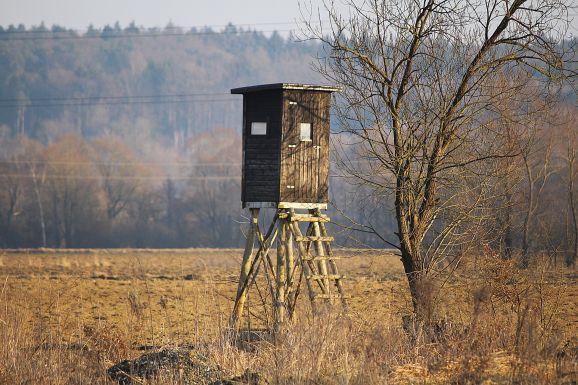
xmin=187 ymin=128 xmax=242 ymax=246
xmin=44 ymin=134 xmax=99 ymax=247
xmin=91 ymin=138 xmax=144 ymax=221
xmin=302 ymin=0 xmax=573 ymax=319
xmin=520 ymin=126 xmax=556 ymax=266
xmin=0 ymin=156 xmax=22 ymax=246
xmin=20 ymin=137 xmax=48 ymax=247
xmin=561 ymin=107 xmax=578 ymax=266
xmin=478 ymin=109 xmax=523 ymax=260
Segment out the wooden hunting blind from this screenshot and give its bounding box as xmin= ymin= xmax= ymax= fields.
xmin=231 ymin=83 xmax=340 ymax=208
xmin=229 ymin=83 xmax=347 ymax=332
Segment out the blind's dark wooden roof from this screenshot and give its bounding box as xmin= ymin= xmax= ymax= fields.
xmin=231 ymin=83 xmax=340 ymax=94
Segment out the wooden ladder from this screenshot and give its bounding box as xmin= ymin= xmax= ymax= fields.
xmin=285 ymin=208 xmax=348 ymax=311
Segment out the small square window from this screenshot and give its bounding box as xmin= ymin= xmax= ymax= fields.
xmin=251 ymin=122 xmax=267 ymax=135
xmin=300 ymin=123 xmax=312 ymax=141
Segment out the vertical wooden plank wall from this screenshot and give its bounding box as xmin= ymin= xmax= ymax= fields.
xmin=242 ymin=90 xmax=283 ymax=205
xmin=279 ymin=90 xmax=330 ymax=204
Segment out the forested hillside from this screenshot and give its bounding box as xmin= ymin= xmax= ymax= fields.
xmin=0 ymin=23 xmax=321 ymax=146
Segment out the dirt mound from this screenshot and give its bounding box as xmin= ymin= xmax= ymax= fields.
xmin=107 ymin=348 xmax=221 ymax=384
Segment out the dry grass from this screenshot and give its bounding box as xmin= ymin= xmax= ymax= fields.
xmin=0 ymin=249 xmax=576 ymax=384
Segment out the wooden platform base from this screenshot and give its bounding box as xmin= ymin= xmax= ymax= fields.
xmin=243 ymin=202 xmax=328 ymax=210
xmin=230 ymin=207 xmax=347 ymax=331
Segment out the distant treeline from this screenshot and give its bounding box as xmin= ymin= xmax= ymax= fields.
xmin=0 ymin=131 xmax=394 ymax=248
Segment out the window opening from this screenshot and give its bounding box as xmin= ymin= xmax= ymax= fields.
xmin=251 ymin=122 xmax=267 ymax=135
xmin=299 ymin=123 xmax=312 ymax=141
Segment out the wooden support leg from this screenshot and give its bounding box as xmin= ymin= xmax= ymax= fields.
xmin=255 ymin=216 xmax=280 ymax=302
xmin=231 ymin=211 xmax=278 ymax=330
xmin=275 ymin=219 xmax=287 ymax=328
xmin=230 ymin=209 xmax=258 ymax=329
xmin=285 ymin=220 xmax=297 ymax=319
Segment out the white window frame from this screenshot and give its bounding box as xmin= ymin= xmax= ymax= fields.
xmin=251 ymin=122 xmax=267 ymax=135
xmin=299 ymin=122 xmax=312 ymax=142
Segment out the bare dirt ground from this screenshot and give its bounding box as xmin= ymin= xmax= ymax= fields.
xmin=0 ymin=249 xmax=576 ymax=384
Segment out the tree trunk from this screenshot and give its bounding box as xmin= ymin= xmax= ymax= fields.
xmin=502 ymin=194 xmax=513 ymax=260
xmin=521 ymin=156 xmax=535 ymax=268
xmin=568 ymin=152 xmax=577 ymax=267
xmin=31 ymin=169 xmax=47 ymax=247
xmin=397 ymin=204 xmax=433 ymax=322
xmin=399 ymin=246 xmax=435 ymax=323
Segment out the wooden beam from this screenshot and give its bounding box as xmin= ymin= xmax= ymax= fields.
xmin=295 ymin=236 xmax=334 ymax=242
xmin=230 ymin=208 xmax=258 ymax=329
xmin=289 ymin=214 xmax=330 ymax=222
xmin=275 ymin=219 xmax=287 ymax=328
xmin=306 ymin=274 xmax=345 ymax=280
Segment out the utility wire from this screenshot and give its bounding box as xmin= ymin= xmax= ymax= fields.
xmin=0 ymin=174 xmax=242 ymax=181
xmin=0 ymin=160 xmax=242 ymax=166
xmin=0 ymin=19 xmax=331 ymax=41
xmin=0 ymin=174 xmax=345 ymax=180
xmin=0 ymin=92 xmax=231 ymax=103
xmin=0 ymin=28 xmax=300 ymax=41
xmin=0 ymin=20 xmax=315 ymax=36
xmin=0 ymin=97 xmax=239 ymax=109
xmin=0 ymin=160 xmax=353 ymax=167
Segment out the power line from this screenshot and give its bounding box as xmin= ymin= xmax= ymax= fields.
xmin=0 ymin=21 xmax=314 ymax=36
xmin=0 ymin=174 xmax=242 ymax=181
xmin=0 ymin=97 xmax=239 ymax=109
xmin=0 ymin=91 xmax=230 ymax=103
xmin=0 ymin=160 xmax=352 ymax=167
xmin=0 ymin=160 xmax=241 ymax=167
xmin=0 ymin=27 xmax=301 ymax=42
xmin=0 ymin=173 xmax=344 ymax=180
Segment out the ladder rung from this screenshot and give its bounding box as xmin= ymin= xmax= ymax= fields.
xmin=313 ymin=294 xmax=351 ymax=300
xmin=289 ymin=214 xmax=330 ymax=222
xmin=306 ymin=274 xmax=345 ymax=281
xmin=301 ymin=256 xmax=342 ymax=261
xmin=296 ymin=236 xmax=334 ymax=242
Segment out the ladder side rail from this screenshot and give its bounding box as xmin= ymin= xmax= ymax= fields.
xmin=311 ymin=209 xmax=332 ymax=303
xmin=288 ymin=220 xmax=322 ymax=313
xmin=290 ymin=220 xmax=328 ymax=294
xmin=318 ymin=217 xmax=348 ymax=310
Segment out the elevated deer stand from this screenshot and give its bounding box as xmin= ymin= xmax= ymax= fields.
xmin=229 ymin=83 xmax=346 ymax=331
xmin=230 ymin=206 xmax=347 ymax=331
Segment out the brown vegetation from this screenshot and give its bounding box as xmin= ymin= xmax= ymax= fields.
xmin=0 ymin=249 xmax=575 ymax=384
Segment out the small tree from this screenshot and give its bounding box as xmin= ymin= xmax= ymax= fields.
xmin=20 ymin=137 xmax=48 ymax=247
xmin=519 ymin=121 xmax=556 ymax=266
xmin=561 ymin=107 xmax=578 ymax=266
xmin=303 ymin=0 xmax=573 ymax=319
xmin=91 ymin=137 xmax=145 ymax=221
xmin=44 ymin=134 xmax=99 ymax=247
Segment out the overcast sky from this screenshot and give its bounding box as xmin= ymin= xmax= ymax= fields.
xmin=0 ymin=0 xmax=340 ymax=30
xmin=0 ymin=0 xmax=576 ymax=34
